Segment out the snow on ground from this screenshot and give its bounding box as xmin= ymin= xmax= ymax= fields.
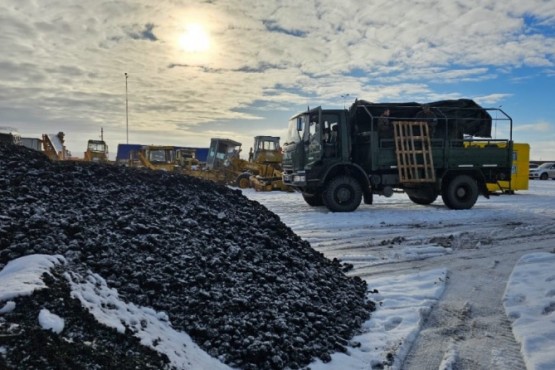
xmin=0 ymin=254 xmax=66 ymax=304
xmin=0 ymin=254 xmax=231 ymax=370
xmin=313 ymin=269 xmax=447 ymax=370
xmin=504 ymin=253 xmax=555 ymax=370
xmin=38 ymin=308 xmax=65 ymax=334
xmin=0 ymin=253 xmax=446 ymax=370
xmin=66 ymin=270 xmax=232 ymax=370
xmin=243 ymin=180 xmax=555 ymax=370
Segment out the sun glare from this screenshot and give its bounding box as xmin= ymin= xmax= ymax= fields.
xmin=179 ymin=23 xmax=210 ymax=53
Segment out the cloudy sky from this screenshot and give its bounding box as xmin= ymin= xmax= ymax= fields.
xmin=1 ymin=0 xmax=554 ymax=160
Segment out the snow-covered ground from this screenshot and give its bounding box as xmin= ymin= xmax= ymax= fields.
xmin=242 ymin=180 xmax=555 ymax=370
xmin=1 ymin=178 xmax=554 ymax=369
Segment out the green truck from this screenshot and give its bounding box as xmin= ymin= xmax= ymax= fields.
xmin=282 ymin=99 xmax=513 ymax=212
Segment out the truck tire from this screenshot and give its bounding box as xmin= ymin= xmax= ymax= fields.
xmin=540 ymin=172 xmax=548 ymax=180
xmin=323 ymin=176 xmax=362 ymax=212
xmin=236 ymin=173 xmax=251 ymax=189
xmin=408 ymin=193 xmax=438 ymax=205
xmin=442 ymin=175 xmax=478 ymax=210
xmin=406 ymin=186 xmax=438 ymax=205
xmin=302 ymin=192 xmax=324 ymax=206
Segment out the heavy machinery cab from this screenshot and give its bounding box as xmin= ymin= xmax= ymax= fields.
xmin=87 ymin=140 xmax=107 ymax=153
xmin=206 ymin=138 xmax=242 ymax=170
xmin=253 ymin=136 xmax=282 ymax=164
xmin=84 ymin=140 xmax=109 ymax=162
xmin=175 ymin=148 xmax=199 ymax=167
xmin=134 ymin=146 xmax=177 ymax=171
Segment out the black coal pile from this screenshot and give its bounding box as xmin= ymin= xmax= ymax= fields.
xmin=0 ymin=143 xmax=374 ymax=370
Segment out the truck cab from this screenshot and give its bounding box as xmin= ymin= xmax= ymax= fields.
xmin=282 ymin=107 xmax=349 ymax=178
xmin=282 ymin=107 xmax=366 ymax=208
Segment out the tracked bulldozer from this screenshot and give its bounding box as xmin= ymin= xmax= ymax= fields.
xmin=202 ymin=136 xmax=291 ymax=191
xmin=247 ymin=136 xmax=291 ymax=192
xmin=126 ymin=137 xmax=290 ymax=191
xmin=127 ymin=140 xmax=242 ymax=184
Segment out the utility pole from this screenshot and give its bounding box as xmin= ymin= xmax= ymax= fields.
xmin=125 ymin=72 xmax=129 ymax=144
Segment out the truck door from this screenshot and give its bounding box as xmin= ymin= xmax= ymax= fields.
xmin=305 ymin=108 xmax=323 ymax=167
xmin=321 ymin=112 xmax=341 ymax=159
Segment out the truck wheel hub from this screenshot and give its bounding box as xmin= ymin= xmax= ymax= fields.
xmin=336 ymin=187 xmax=351 ymax=202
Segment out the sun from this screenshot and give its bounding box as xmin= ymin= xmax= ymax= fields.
xmin=178 ymin=23 xmax=210 ymax=53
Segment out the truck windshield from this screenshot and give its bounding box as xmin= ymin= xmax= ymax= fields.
xmin=285 ymin=115 xmax=307 ymax=144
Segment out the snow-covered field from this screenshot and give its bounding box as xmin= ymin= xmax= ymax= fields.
xmin=242 ymin=180 xmax=555 ymax=370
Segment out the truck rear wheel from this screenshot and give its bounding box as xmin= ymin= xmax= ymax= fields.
xmin=323 ymin=176 xmax=362 ymax=212
xmin=302 ymin=192 xmax=324 ymax=206
xmin=442 ymin=175 xmax=478 ymax=210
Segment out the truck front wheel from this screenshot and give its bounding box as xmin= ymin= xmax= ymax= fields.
xmin=323 ymin=176 xmax=362 ymax=212
xmin=442 ymin=175 xmax=478 ymax=210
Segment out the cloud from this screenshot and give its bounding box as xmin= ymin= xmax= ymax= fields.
xmin=0 ymin=0 xmax=554 ymax=158
xmin=513 ymin=121 xmax=552 ymax=133
xmin=126 ymin=23 xmax=158 ymax=42
xmin=474 ymin=94 xmax=513 ymax=106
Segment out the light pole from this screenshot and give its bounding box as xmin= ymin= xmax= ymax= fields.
xmin=125 ymin=72 xmax=129 ymax=144
xmin=341 ymin=94 xmax=350 ymax=109
xmin=495 ymin=105 xmax=502 ymax=139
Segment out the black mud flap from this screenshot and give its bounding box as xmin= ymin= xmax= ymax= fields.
xmin=479 ymin=181 xmax=490 ymax=199
xmin=363 ymin=190 xmax=373 ymax=204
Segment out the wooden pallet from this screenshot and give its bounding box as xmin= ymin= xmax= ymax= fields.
xmin=392 ymin=121 xmax=435 ymax=183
